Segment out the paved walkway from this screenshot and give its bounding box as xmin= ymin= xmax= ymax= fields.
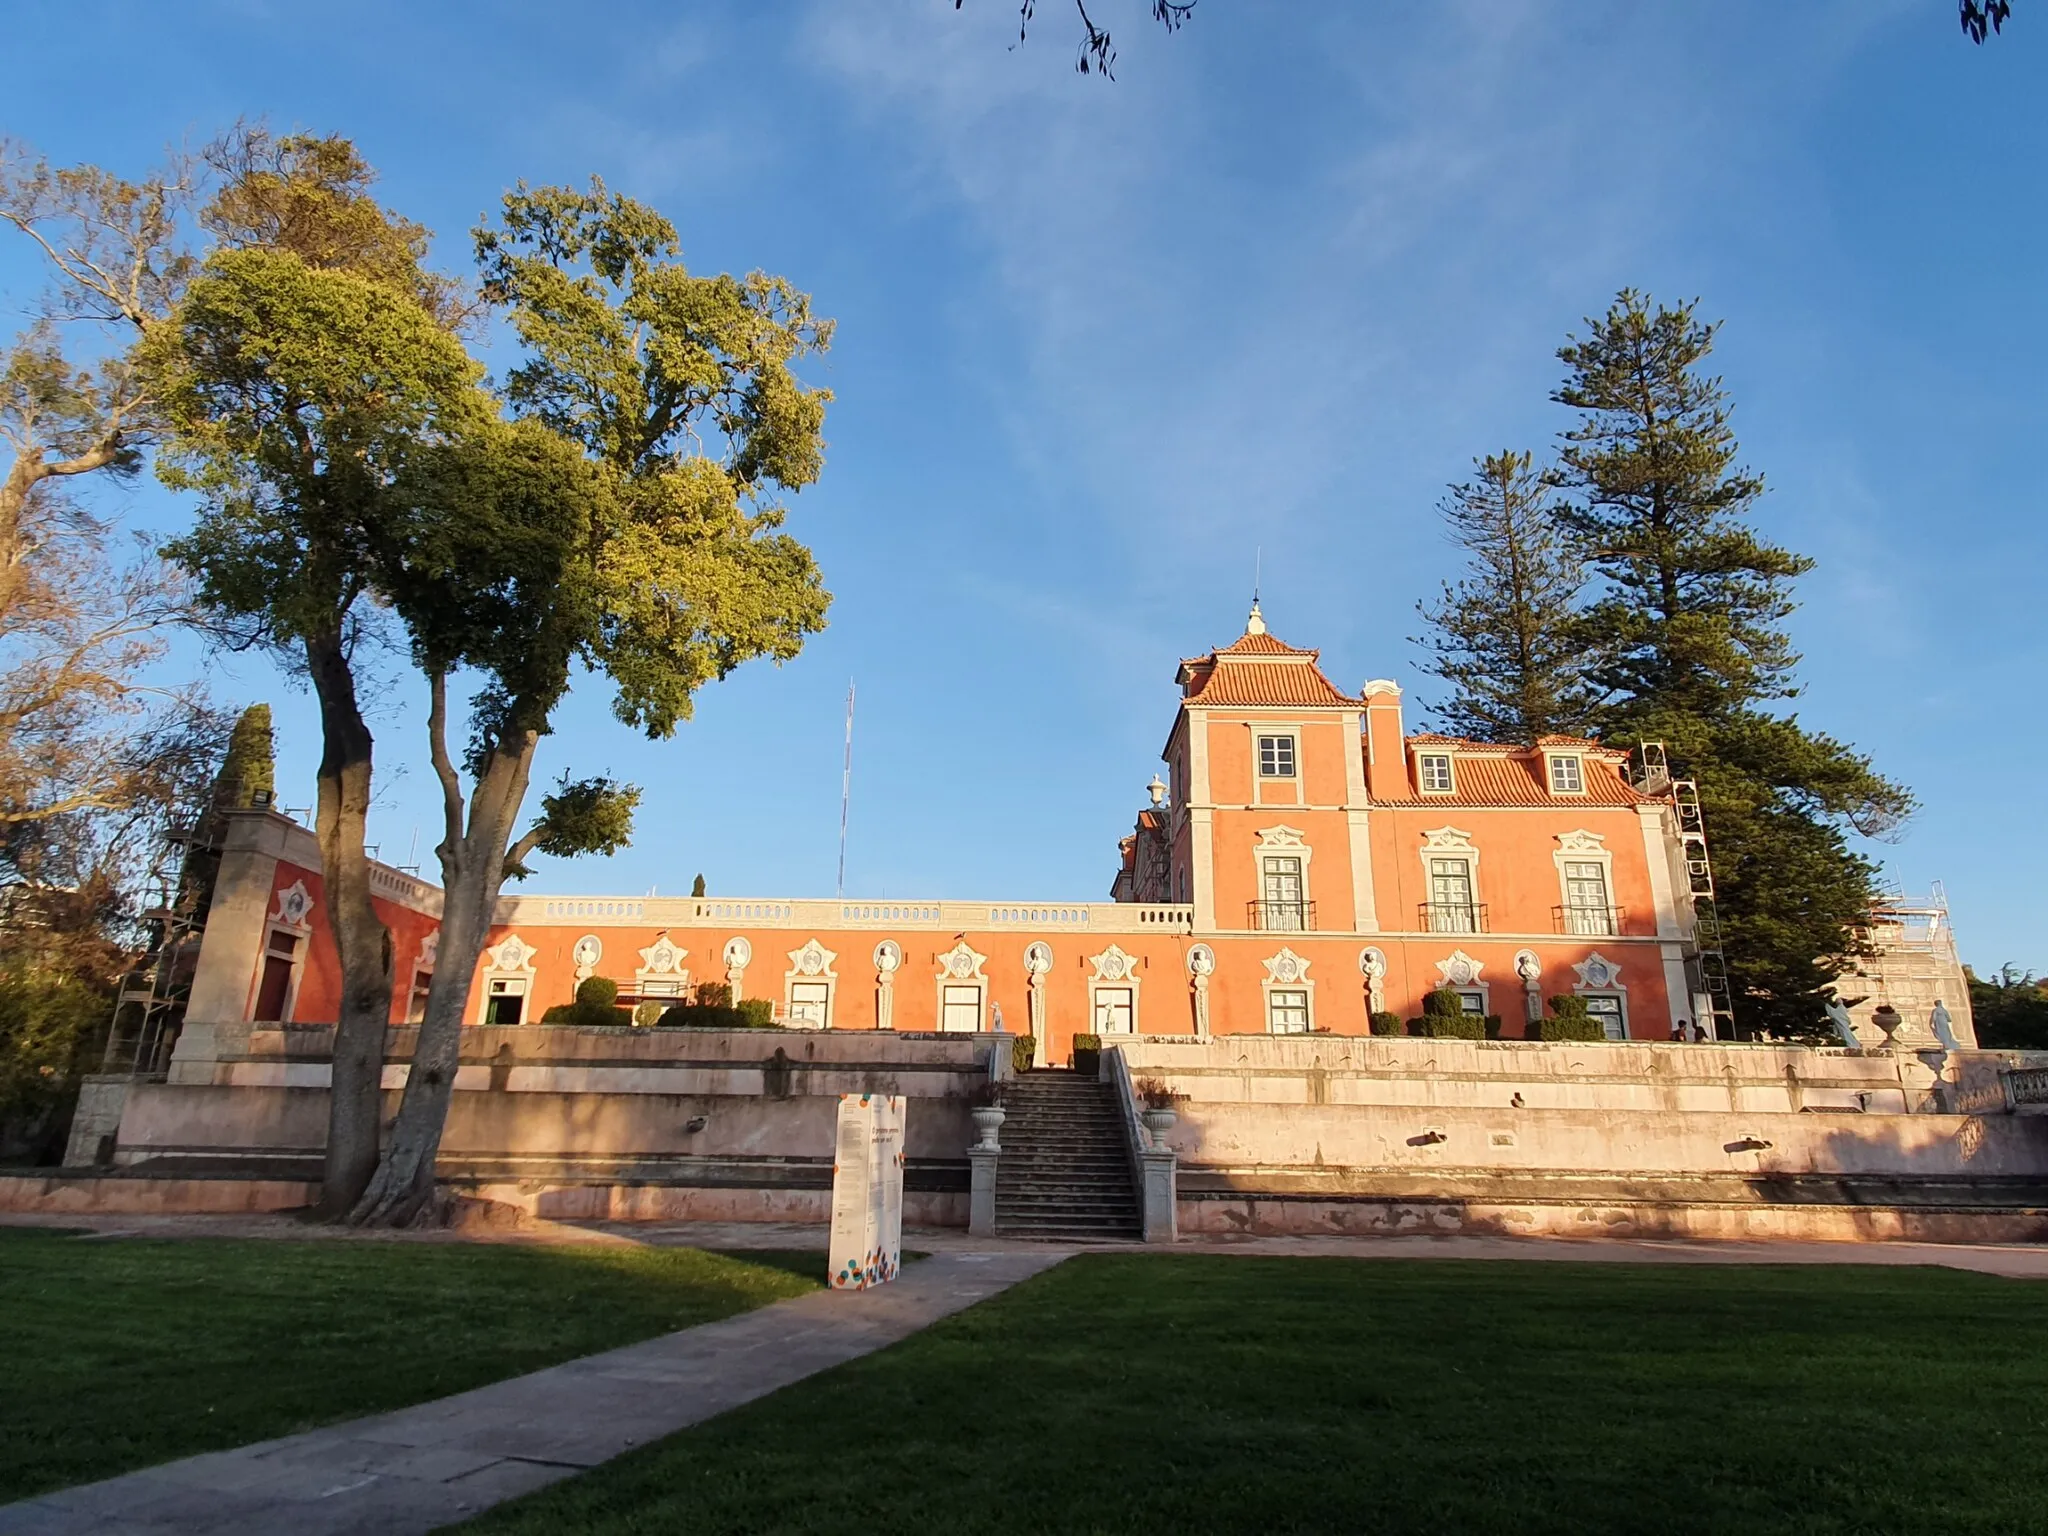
xmin=0 ymin=1248 xmax=1068 ymax=1536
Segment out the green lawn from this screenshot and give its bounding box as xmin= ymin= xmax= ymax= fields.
xmin=0 ymin=1226 xmax=821 ymax=1502
xmin=464 ymin=1253 xmax=2048 ymax=1535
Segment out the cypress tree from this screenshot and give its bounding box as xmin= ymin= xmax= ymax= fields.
xmin=1552 ymin=291 xmax=1914 ymax=1038
xmin=1414 ymin=451 xmax=1597 ymax=742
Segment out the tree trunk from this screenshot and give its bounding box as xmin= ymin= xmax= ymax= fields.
xmin=350 ymin=729 xmax=538 ymax=1225
xmin=306 ymin=628 xmax=394 ymax=1218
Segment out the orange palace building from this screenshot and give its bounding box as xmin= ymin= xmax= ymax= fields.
xmin=229 ymin=607 xmax=1708 ymax=1058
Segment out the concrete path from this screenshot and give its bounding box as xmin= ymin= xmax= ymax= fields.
xmin=0 ymin=1248 xmax=1068 ymax=1536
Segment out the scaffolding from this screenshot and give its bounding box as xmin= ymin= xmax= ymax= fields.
xmin=97 ymin=817 xmax=220 ymax=1078
xmin=1633 ymin=742 xmax=1736 ymax=1040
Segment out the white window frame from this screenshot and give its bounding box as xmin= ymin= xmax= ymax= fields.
xmin=1267 ymin=988 xmax=1311 ymax=1034
xmin=1253 ymin=826 xmax=1312 ymax=932
xmin=478 ymin=933 xmax=539 ymax=1026
xmin=935 ymin=941 xmax=989 ymax=1033
xmin=1548 ymin=753 xmax=1586 ymax=795
xmin=250 ymin=922 xmax=308 ymax=1024
xmin=1583 ymin=992 xmax=1627 ymax=1040
xmin=783 ymin=939 xmax=839 ymax=1030
xmin=940 ymin=983 xmax=984 ymax=1033
xmin=1417 ymin=752 xmax=1455 ymax=794
xmin=1434 ymin=950 xmax=1489 ymax=1016
xmin=1553 ymin=831 xmax=1617 ymax=937
xmin=1572 ymin=952 xmax=1629 ymax=1040
xmin=1260 ymin=948 xmax=1315 ymax=1034
xmin=483 ymin=974 xmax=530 ymax=1026
xmin=1255 ymin=730 xmax=1300 ymax=780
xmin=1419 ymin=828 xmax=1480 ymax=935
xmin=1087 ymin=944 xmax=1142 ymax=1034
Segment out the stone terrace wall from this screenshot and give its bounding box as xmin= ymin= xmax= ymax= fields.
xmin=1120 ymin=1035 xmax=2048 ymax=1181
xmin=112 ymin=1025 xmax=1004 ymax=1225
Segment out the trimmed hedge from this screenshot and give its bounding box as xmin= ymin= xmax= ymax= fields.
xmin=1368 ymin=1011 xmax=1404 ymax=1036
xmin=655 ymin=996 xmax=780 ymax=1030
xmin=1012 ymin=1035 xmax=1038 ymax=1074
xmin=1538 ymin=993 xmax=1607 ymax=1042
xmin=1422 ymin=987 xmax=1465 ymax=1019
xmin=576 ymin=976 xmax=619 ymax=1008
xmin=1411 ymin=1011 xmax=1485 ymax=1040
xmin=540 ymin=1001 xmax=634 ymax=1027
xmin=1072 ymin=1032 xmax=1103 ymax=1077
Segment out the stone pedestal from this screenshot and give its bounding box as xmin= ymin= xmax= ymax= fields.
xmin=968 ymin=1146 xmax=1000 ymax=1237
xmin=62 ymin=1076 xmax=134 ymax=1167
xmin=1140 ymin=1147 xmax=1177 ymax=1244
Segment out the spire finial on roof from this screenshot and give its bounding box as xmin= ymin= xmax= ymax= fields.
xmin=1245 ymin=599 xmax=1267 ymax=636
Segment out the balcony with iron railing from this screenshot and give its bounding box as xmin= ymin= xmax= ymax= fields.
xmin=1246 ymin=899 xmax=1317 ymax=933
xmin=1555 ymin=904 xmax=1626 ymax=937
xmin=1418 ymin=901 xmax=1488 ymax=935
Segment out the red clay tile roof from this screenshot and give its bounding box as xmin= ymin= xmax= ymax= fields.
xmin=1386 ymin=739 xmax=1650 ymax=806
xmin=1178 ymin=628 xmax=1359 ymax=709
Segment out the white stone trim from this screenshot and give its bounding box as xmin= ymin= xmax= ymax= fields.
xmin=872 ymin=939 xmax=902 ymax=1031
xmin=1358 ymin=946 xmax=1388 ymax=1014
xmin=1254 ymin=825 xmax=1313 ymax=930
xmin=1261 ymin=947 xmax=1315 ymax=1033
xmin=934 ymin=940 xmax=989 ymax=1033
xmin=478 ymin=932 xmax=538 ymax=1025
xmin=1086 ymin=943 xmax=1142 ymax=1034
xmin=1418 ymin=827 xmax=1480 ymax=930
xmin=783 ymin=939 xmax=838 ymax=1029
xmin=1186 ymin=943 xmax=1215 ymax=1037
xmin=633 ymin=932 xmax=691 ymax=1004
xmin=1553 ymin=829 xmax=1617 ymax=936
xmin=1572 ymin=951 xmax=1629 ymax=1039
xmin=723 ymin=936 xmax=753 ymax=1002
xmin=1434 ymin=949 xmax=1490 ymax=1015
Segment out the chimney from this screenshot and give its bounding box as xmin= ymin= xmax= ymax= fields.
xmin=1362 ymin=680 xmax=1407 ymax=801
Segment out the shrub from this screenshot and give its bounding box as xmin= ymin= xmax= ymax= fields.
xmin=540 ymin=1001 xmax=633 ymax=1027
xmin=1072 ymin=1032 xmax=1103 ymax=1077
xmin=1011 ymin=1034 xmax=1037 ymax=1074
xmin=694 ymin=980 xmax=733 ymax=1009
xmin=655 ymin=996 xmax=782 ymax=1030
xmin=1369 ymin=1011 xmax=1404 ymax=1036
xmin=737 ymin=997 xmax=775 ymax=1029
xmin=576 ymin=976 xmax=619 ymax=1008
xmin=1484 ymin=1014 xmax=1504 ymax=1040
xmin=0 ymin=969 xmax=109 ymax=1163
xmin=967 ymin=1080 xmax=1005 ymax=1109
xmin=1538 ymin=994 xmax=1606 ymax=1042
xmin=632 ymin=1000 xmax=664 ymax=1028
xmin=1417 ymin=1011 xmax=1484 ymax=1040
xmin=1423 ymin=986 xmax=1465 ymax=1019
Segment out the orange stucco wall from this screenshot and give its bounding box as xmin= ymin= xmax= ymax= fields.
xmin=263 ymin=858 xmax=441 ymax=1026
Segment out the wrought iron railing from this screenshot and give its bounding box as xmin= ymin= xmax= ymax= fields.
xmin=1555 ymin=904 xmax=1625 ymax=937
xmin=1419 ymin=901 xmax=1487 ymax=934
xmin=1247 ymin=899 xmax=1316 ymax=932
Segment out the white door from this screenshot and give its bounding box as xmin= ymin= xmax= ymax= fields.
xmin=788 ymin=981 xmax=830 ymax=1029
xmin=941 ymin=984 xmax=983 ymax=1032
xmin=1094 ymin=987 xmax=1133 ymax=1034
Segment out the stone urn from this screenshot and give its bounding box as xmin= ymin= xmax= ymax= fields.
xmin=1141 ymin=1107 xmax=1178 ymax=1148
xmin=970 ymin=1105 xmax=1006 ymax=1151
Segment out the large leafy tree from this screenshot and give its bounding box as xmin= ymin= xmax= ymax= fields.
xmin=1552 ymin=291 xmax=1913 ymax=1038
xmin=144 ymin=134 xmax=483 ymax=1213
xmin=1413 ymin=450 xmax=1596 ymax=742
xmin=348 ymin=181 xmax=834 ymax=1224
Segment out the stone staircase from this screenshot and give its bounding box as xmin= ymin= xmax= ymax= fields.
xmin=994 ymin=1071 xmax=1141 ymax=1240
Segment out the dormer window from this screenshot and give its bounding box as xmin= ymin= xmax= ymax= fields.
xmin=1549 ymin=754 xmax=1585 ymax=795
xmin=1257 ymin=734 xmax=1297 ymax=779
xmin=1418 ymin=753 xmax=1454 ymax=794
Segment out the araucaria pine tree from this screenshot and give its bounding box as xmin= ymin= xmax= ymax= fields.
xmin=1552 ymin=291 xmax=1914 ymax=1038
xmin=1414 ymin=450 xmax=1596 ymax=741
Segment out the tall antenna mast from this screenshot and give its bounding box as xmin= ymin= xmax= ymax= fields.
xmin=1254 ymin=546 xmax=1261 ymax=604
xmin=836 ymin=679 xmax=855 ymax=899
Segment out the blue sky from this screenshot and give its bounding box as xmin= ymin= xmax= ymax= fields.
xmin=6 ymin=2 xmax=2043 ymax=970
